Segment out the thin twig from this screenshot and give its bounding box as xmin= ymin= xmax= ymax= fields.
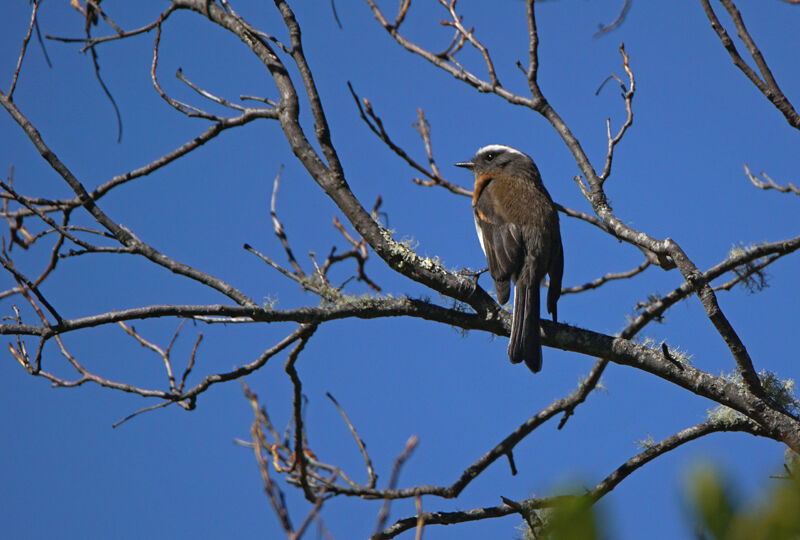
xmin=561 ymin=260 xmax=650 ymax=295
xmin=285 ymin=324 xmax=319 ymax=501
xmin=439 ymin=0 xmax=500 ymax=87
xmin=86 ymin=33 xmax=123 ymax=142
xmin=270 ymin=166 xmax=305 ymax=277
xmin=347 ymin=83 xmax=470 ymax=196
xmin=593 ymin=0 xmax=632 ymax=39
xmin=151 ymin=22 xmax=219 ymax=120
xmin=47 ymin=5 xmax=176 ymax=50
xmin=743 ymin=164 xmax=799 ymax=196
xmin=244 ymin=382 xmax=295 ymax=534
xmin=112 ymin=400 xmax=174 ymax=429
xmin=9 ymin=0 xmax=42 ymax=99
xmin=371 ymin=436 xmax=419 ymax=538
xmin=175 ymin=68 xmax=248 ymax=111
xmin=598 ymin=43 xmax=635 ymax=182
xmin=700 ymin=0 xmax=800 ymax=128
xmin=327 ymin=392 xmax=377 ymax=488
xmin=178 ymin=332 xmax=203 ymax=392
xmin=375 ymin=419 xmax=763 ymax=539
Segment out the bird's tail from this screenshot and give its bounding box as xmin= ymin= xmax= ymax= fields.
xmin=508 ymin=281 xmax=542 ymax=373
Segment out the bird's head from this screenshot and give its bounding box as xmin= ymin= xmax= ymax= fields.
xmin=455 ymin=144 xmax=538 ymax=183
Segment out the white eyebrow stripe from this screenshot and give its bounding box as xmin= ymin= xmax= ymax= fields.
xmin=476 ymin=144 xmax=525 ymax=157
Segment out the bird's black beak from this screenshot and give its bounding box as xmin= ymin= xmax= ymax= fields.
xmin=454 ymin=161 xmax=474 ymax=170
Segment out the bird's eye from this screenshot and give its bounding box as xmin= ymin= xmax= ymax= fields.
xmin=485 ymin=153 xmax=495 ymax=162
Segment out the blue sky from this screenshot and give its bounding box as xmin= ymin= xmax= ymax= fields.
xmin=1 ymin=1 xmax=799 ymax=538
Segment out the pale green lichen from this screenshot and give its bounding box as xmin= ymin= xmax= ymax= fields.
xmin=636 ymin=337 xmax=693 ymax=366
xmin=514 ymin=497 xmax=550 ymax=540
xmin=707 ymin=369 xmax=799 ymax=425
xmin=727 ymin=242 xmax=771 ymax=293
xmin=707 ymin=404 xmax=749 ymax=427
xmin=397 ymin=236 xmax=419 ymax=251
xmin=335 ymin=291 xmax=395 ymax=308
xmin=727 ymin=243 xmax=748 ymax=259
xmin=380 ymin=227 xmax=447 ymax=275
xmin=635 ymin=433 xmax=656 ymax=450
xmin=576 ymin=374 xmax=608 ymax=394
xmin=759 ymin=370 xmax=799 ymax=414
xmin=307 ymin=276 xmax=344 ymax=302
xmin=662 ymin=343 xmax=693 ymax=366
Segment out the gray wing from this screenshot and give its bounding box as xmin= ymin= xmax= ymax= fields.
xmin=474 ymin=191 xmax=524 ymax=305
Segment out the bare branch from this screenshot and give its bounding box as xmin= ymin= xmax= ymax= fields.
xmin=284 ymin=324 xmax=319 ymax=501
xmin=438 ymin=0 xmax=500 ymax=87
xmin=663 ymin=241 xmax=756 ymax=395
xmin=111 ymin=400 xmax=174 ymax=429
xmin=178 ymin=332 xmax=203 ymax=392
xmin=175 ymin=68 xmax=248 ymax=111
xmin=376 ymin=418 xmax=764 ymax=538
xmin=151 ymin=22 xmax=220 ymax=120
xmin=326 ymin=214 xmax=382 ymax=291
xmin=0 ymin=298 xmax=490 ymax=338
xmin=4 ymin=112 xmax=277 ymax=221
xmin=0 ymin=248 xmax=62 ymax=325
xmin=8 ymin=0 xmax=42 ymax=99
xmin=699 ymin=0 xmax=800 ymax=129
xmin=624 ymin=236 xmax=800 ymax=338
xmin=327 ymin=392 xmax=377 ymax=489
xmin=371 ymin=435 xmax=419 ymax=539
xmin=365 ymin=0 xmax=534 ymax=104
xmin=569 ymin=237 xmax=799 ymax=424
xmin=744 ymin=164 xmax=800 ymax=196
xmin=593 ymin=0 xmax=632 ymax=39
xmin=561 ymin=260 xmax=650 ymax=295
xmin=244 ymin=382 xmax=295 ymax=534
xmin=47 ymin=6 xmax=176 ymax=50
xmin=269 ymin=166 xmax=306 ymax=277
xmin=598 ymin=44 xmax=635 ymax=183
xmin=117 ymin=320 xmax=188 ymax=392
xmin=274 ymin=0 xmax=344 ymax=178
xmin=588 ymin=418 xmax=764 ymax=500
xmin=347 ymin=83 xmax=470 ymax=196
xmin=0 ymin=92 xmax=258 ymax=308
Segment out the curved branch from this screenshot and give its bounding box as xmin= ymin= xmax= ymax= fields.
xmin=375 ymin=418 xmax=764 ymax=538
xmin=561 ymin=260 xmax=650 ymax=295
xmin=588 ymin=419 xmax=764 ymax=500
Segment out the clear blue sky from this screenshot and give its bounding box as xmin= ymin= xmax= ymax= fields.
xmin=1 ymin=1 xmax=798 ymax=538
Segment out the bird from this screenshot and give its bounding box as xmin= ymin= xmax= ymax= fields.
xmin=456 ymin=144 xmax=563 ymax=373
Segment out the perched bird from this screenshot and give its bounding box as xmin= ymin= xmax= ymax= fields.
xmin=456 ymin=145 xmax=563 ymax=373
